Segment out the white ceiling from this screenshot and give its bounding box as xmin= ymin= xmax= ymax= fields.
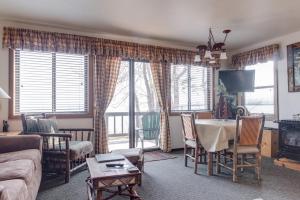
xmin=0 ymin=0 xmax=300 ymax=50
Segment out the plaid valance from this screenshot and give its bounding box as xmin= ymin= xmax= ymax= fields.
xmin=2 ymin=27 xmax=195 ymax=64
xmin=232 ymin=44 xmax=280 ymax=68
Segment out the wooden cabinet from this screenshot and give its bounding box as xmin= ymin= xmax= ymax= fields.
xmin=261 ymin=129 xmax=278 ymax=158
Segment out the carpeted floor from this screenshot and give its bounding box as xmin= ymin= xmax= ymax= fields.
xmin=37 ymin=151 xmax=300 ymax=200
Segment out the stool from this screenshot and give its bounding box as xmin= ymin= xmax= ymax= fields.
xmin=111 ymin=148 xmax=144 ymax=172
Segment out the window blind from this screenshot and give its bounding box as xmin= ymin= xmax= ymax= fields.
xmin=14 ymin=50 xmax=89 ymax=115
xmin=171 ymin=64 xmax=213 ymax=111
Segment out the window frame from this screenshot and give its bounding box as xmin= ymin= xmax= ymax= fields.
xmin=8 ymin=49 xmax=94 ymax=119
xmin=242 ymin=61 xmax=278 ymax=121
xmin=170 ymin=65 xmax=215 ymax=115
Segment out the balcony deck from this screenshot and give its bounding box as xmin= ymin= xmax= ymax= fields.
xmin=108 ymin=135 xmax=158 ymax=151
xmin=106 ymin=112 xmax=160 ymax=151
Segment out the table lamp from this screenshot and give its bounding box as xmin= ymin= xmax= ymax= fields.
xmin=0 ymin=87 xmax=11 ymax=131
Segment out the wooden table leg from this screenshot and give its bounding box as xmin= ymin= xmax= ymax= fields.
xmin=96 ymin=189 xmax=103 ymax=200
xmin=207 ymin=152 xmax=213 ymax=176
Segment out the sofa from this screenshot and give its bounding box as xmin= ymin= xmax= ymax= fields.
xmin=0 ymin=135 xmax=42 ymax=200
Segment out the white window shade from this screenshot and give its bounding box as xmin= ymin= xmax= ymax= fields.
xmin=14 ymin=50 xmax=89 ymax=115
xmin=171 ymin=64 xmax=213 ymax=111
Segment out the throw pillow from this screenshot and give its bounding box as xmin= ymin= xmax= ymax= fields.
xmin=37 ymin=117 xmax=59 ymax=133
xmin=25 ymin=118 xmax=39 ymax=133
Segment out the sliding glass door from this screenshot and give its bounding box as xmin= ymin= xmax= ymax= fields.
xmin=106 ymin=60 xmax=160 ymax=151
xmin=134 ymin=62 xmax=160 ymax=149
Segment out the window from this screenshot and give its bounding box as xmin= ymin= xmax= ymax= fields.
xmin=12 ymin=49 xmax=90 ymax=116
xmin=244 ymin=61 xmax=275 ymax=116
xmin=171 ymin=65 xmax=213 ymax=111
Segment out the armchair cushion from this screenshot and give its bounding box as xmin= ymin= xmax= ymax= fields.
xmin=69 ymin=141 xmax=93 ymax=160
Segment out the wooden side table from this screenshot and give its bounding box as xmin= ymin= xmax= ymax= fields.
xmin=0 ymin=131 xmax=21 ymax=136
xmin=86 ymin=157 xmax=142 ymax=200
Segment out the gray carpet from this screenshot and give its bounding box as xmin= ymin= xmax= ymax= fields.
xmin=37 ymin=151 xmax=300 ymax=200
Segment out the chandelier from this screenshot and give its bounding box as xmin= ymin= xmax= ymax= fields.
xmin=194 ymin=28 xmax=231 ymax=67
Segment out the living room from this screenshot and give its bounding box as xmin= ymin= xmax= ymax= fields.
xmin=0 ymin=1 xmax=300 ymax=200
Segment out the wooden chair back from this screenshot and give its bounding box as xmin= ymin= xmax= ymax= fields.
xmin=194 ymin=112 xmax=214 ymax=119
xmin=181 ymin=114 xmax=197 ymax=141
xmin=236 ymin=115 xmax=265 ymax=147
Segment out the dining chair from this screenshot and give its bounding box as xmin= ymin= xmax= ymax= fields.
xmin=181 ymin=114 xmax=206 ymax=174
xmin=216 ymin=115 xmax=265 ymax=182
xmin=194 ymin=112 xmax=214 ymax=119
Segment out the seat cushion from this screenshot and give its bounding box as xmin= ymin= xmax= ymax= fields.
xmin=0 ymin=160 xmax=34 ymax=184
xmin=185 ymin=139 xmax=197 ymax=148
xmin=0 ymin=179 xmax=29 ymax=200
xmin=228 ymin=145 xmax=260 ymax=154
xmin=0 ymin=149 xmax=41 ymax=169
xmin=111 ymin=148 xmax=143 ymax=164
xmin=69 ymin=141 xmax=93 ymax=160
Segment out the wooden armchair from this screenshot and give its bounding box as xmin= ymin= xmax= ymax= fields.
xmin=136 ymin=112 xmax=160 ymax=150
xmin=21 ymin=113 xmax=94 ymax=183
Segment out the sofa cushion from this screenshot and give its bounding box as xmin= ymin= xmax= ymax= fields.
xmin=69 ymin=141 xmax=93 ymax=160
xmin=0 ymin=160 xmax=34 ymax=184
xmin=0 ymin=149 xmax=41 ymax=169
xmin=0 ymin=179 xmax=29 ymax=200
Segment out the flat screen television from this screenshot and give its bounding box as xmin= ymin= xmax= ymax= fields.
xmin=219 ymin=70 xmax=255 ymax=93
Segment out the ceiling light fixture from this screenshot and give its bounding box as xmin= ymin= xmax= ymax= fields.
xmin=194 ymin=28 xmax=231 ymax=67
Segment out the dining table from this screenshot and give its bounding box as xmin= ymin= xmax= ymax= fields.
xmin=194 ymin=119 xmax=237 ymax=176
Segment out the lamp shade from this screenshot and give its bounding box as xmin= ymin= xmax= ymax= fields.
xmin=204 ymin=50 xmax=211 ymax=59
xmin=194 ymin=55 xmax=201 ymax=62
xmin=0 ymin=87 xmax=10 ymax=99
xmin=220 ymin=52 xmax=227 ymax=60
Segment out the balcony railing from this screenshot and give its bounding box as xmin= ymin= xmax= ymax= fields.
xmin=105 ymin=112 xmax=159 ymax=137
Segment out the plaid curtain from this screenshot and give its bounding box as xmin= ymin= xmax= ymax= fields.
xmin=232 ymin=44 xmax=279 ymax=68
xmin=94 ymin=56 xmax=121 ymax=154
xmin=3 ymin=27 xmax=195 ymax=64
xmin=150 ymin=61 xmax=172 ymax=152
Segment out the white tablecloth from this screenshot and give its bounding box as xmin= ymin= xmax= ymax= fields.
xmin=195 ymin=119 xmax=236 ymax=152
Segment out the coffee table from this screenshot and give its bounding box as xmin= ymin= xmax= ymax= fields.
xmin=86 ymin=157 xmax=142 ymax=200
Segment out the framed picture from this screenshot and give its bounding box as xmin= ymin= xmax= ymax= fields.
xmin=287 ymin=42 xmax=300 ymax=92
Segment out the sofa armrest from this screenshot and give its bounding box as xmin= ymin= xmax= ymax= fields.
xmin=0 ymin=135 xmax=42 ymax=154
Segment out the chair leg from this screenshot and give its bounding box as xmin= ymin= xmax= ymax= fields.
xmin=241 ymin=154 xmax=245 ymax=173
xmin=141 ymin=138 xmax=144 ymax=151
xmin=65 ymin=163 xmax=70 ymax=183
xmin=194 ymin=147 xmax=199 ymax=174
xmin=223 ymin=150 xmax=227 ymax=164
xmin=255 ymin=152 xmax=262 ymax=182
xmin=184 ymin=145 xmax=188 ymax=167
xmin=233 ymin=154 xmax=238 ymax=182
xmin=216 ymin=151 xmax=221 ymax=174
